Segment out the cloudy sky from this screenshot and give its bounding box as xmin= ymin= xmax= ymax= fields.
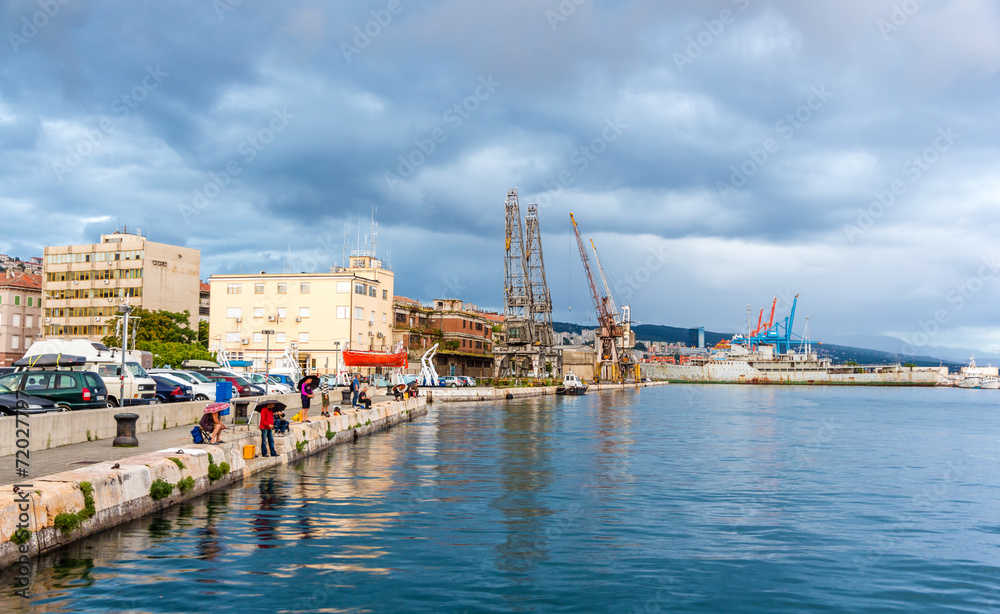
xmin=3 ymin=0 xmax=999 ymax=358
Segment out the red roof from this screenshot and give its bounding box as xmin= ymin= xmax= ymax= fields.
xmin=200 ymin=282 xmax=211 ymax=293
xmin=0 ymin=273 xmax=41 ymax=290
xmin=393 ymin=295 xmax=421 ymax=306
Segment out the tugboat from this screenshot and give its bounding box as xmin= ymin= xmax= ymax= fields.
xmin=556 ymin=372 xmax=589 ymax=395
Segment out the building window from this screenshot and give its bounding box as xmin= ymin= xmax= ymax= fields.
xmin=277 ymin=283 xmax=287 ymax=294
xmin=337 ymin=306 xmax=348 ymax=319
xmin=14 ymin=296 xmax=20 ymax=306
xmin=254 ymin=283 xmax=264 ymax=294
xmin=26 ymin=316 xmax=32 ymax=328
xmin=300 ymin=283 xmax=310 ymax=294
xmin=277 ymin=307 xmax=287 ymax=319
xmin=355 ymin=283 xmax=365 ymax=295
xmin=383 ymin=289 xmax=388 ymax=300
xmin=253 ymin=332 xmax=263 ymax=343
xmin=254 ymin=307 xmax=264 ymax=318
xmin=299 ymin=332 xmax=309 ymax=343
xmin=463 ymin=320 xmax=466 ymax=328
xmin=357 ymin=333 xmax=363 ymax=345
xmin=227 ymin=284 xmax=242 ymax=294
xmin=299 ymin=307 xmax=310 ymax=318
xmin=12 ymin=336 xmax=19 ymax=350
xmin=370 ymin=311 xmax=375 ymax=323
xmin=369 ymin=287 xmax=376 ymax=297
xmin=276 ymin=332 xmax=286 ymax=343
xmin=476 ymin=322 xmax=483 ymax=331
xmin=337 ymin=281 xmax=350 ymax=293
xmin=354 ymin=307 xmax=364 ymax=320
xmin=226 ymin=308 xmax=242 ymax=318
xmin=27 ymin=297 xmax=33 ymax=307
xmin=226 ymin=332 xmax=241 ymax=343
xmin=13 ymin=314 xmax=21 ymax=327
xmin=382 ymin=313 xmax=386 ymax=324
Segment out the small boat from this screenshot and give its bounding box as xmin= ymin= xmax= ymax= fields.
xmin=556 ymin=372 xmax=588 ymax=395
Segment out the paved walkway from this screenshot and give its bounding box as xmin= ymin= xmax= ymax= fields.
xmin=0 ymin=396 xmax=391 ymax=487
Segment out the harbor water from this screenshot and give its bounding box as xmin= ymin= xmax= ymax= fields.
xmin=4 ymin=385 xmax=1000 ymax=612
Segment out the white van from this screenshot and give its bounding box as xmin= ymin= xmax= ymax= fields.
xmin=20 ymin=339 xmax=157 ymax=407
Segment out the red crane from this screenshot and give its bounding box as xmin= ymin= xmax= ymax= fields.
xmin=570 ymin=213 xmax=632 ymax=380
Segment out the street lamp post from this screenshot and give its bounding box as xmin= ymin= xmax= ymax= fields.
xmin=118 ymin=304 xmax=134 ymax=406
xmin=262 ymin=329 xmax=275 ymax=391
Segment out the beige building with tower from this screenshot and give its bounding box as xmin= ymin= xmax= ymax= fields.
xmin=0 ymin=273 xmax=43 ymax=366
xmin=208 ymin=253 xmax=395 ymax=375
xmin=42 ymin=229 xmax=201 ymax=340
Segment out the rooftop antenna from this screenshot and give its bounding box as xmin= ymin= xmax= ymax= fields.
xmin=371 ymin=206 xmax=378 ymax=257
xmin=342 ymin=225 xmax=348 ymax=268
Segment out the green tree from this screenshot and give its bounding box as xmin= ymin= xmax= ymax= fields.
xmin=198 ymin=320 xmax=209 ymax=349
xmin=101 ymin=308 xmax=208 ymax=368
xmin=140 ymin=340 xmax=215 ymax=369
xmin=101 ymin=307 xmax=197 ymax=347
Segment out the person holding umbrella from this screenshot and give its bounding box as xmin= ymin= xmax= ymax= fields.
xmin=200 ymin=401 xmax=229 ymax=444
xmin=256 ymin=400 xmax=285 ymax=457
xmin=297 ymin=374 xmax=320 ymax=423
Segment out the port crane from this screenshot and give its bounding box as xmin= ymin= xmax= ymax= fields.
xmin=569 ymin=213 xmax=636 ymax=381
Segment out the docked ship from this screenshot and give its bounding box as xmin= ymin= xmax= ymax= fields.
xmin=642 ymin=295 xmax=944 ymax=387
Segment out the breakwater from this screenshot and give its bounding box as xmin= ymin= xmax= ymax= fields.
xmin=428 ymin=380 xmax=666 ymax=402
xmin=0 ymin=397 xmax=426 ymax=571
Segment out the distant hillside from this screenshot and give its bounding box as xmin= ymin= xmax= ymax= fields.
xmin=553 ymin=321 xmax=962 ymax=368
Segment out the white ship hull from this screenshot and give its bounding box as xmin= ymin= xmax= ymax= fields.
xmin=644 ymin=359 xmax=942 ymax=386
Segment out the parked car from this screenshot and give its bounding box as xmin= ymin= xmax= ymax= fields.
xmin=245 ymin=372 xmax=292 ymax=394
xmin=269 ymin=373 xmax=295 ymax=388
xmin=147 ymin=370 xmax=215 ymax=401
xmin=0 ymin=382 xmax=62 ymax=416
xmin=0 ymin=370 xmax=108 ymax=411
xmin=150 ymin=375 xmax=194 ymax=403
xmin=458 ymin=376 xmax=477 ymax=387
xmin=195 ymin=371 xmax=249 ymax=397
xmin=232 ymin=375 xmax=264 ymax=397
xmin=439 ymin=375 xmax=462 ymax=388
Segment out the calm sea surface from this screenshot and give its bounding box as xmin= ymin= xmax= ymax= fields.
xmin=4 ymin=385 xmax=1000 ymax=613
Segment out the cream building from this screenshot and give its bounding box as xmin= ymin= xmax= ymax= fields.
xmin=208 ymin=253 xmax=394 ymax=374
xmin=42 ymin=230 xmax=201 ymax=340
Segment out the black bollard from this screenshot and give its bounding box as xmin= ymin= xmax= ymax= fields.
xmin=113 ymin=413 xmax=140 ymax=447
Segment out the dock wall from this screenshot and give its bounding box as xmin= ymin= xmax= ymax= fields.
xmin=0 ymin=397 xmax=426 ymax=571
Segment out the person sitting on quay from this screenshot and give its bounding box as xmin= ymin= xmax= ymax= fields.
xmin=201 ymin=402 xmax=228 ymax=444
xmin=357 ymin=387 xmax=372 ymax=410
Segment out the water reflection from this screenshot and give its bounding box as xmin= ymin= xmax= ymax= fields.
xmin=494 ymin=397 xmax=554 ymax=574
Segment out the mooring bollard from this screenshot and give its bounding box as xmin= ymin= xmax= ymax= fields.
xmin=112 ymin=413 xmax=140 ymax=447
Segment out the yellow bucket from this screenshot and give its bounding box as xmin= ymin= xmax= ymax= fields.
xmin=243 ymin=445 xmax=256 ymax=460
